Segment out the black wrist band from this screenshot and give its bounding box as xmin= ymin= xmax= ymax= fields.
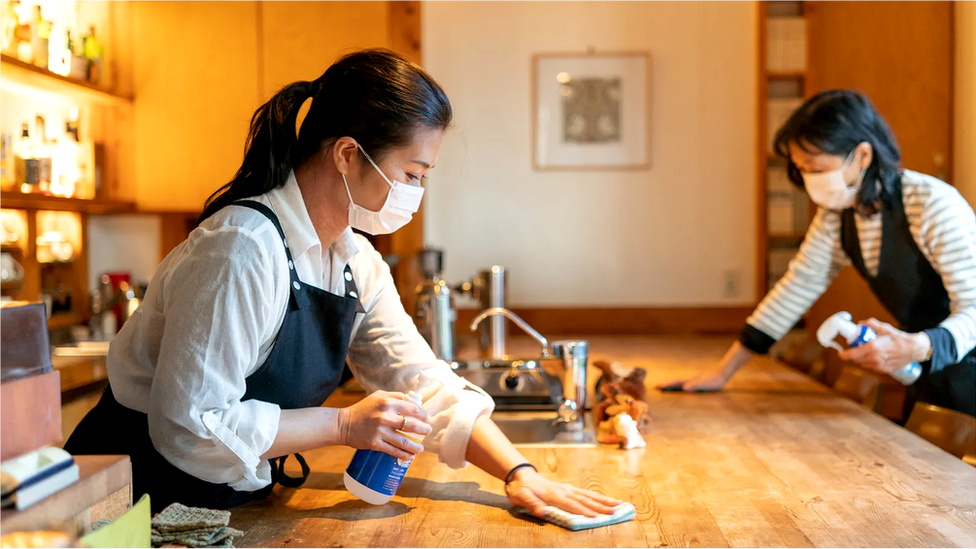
xmin=504 ymin=463 xmax=537 ymax=485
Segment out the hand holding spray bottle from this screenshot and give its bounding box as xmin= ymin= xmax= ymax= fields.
xmin=816 ymin=311 xmax=922 ymax=385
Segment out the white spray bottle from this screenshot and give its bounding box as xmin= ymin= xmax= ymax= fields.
xmin=816 ymin=311 xmax=921 ymax=386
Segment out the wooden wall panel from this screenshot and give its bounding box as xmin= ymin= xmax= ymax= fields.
xmin=386 ymin=0 xmax=424 ymax=316
xmin=259 ymin=2 xmax=389 ymax=100
xmin=805 ymin=1 xmax=954 ymax=383
xmin=131 ymin=1 xmax=260 ymax=212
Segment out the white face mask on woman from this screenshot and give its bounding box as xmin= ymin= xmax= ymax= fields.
xmin=801 ymin=147 xmax=865 ymax=210
xmin=342 ymin=145 xmax=425 ymax=235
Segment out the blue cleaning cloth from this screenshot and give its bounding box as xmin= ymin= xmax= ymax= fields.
xmin=519 ymin=502 xmax=637 ymax=531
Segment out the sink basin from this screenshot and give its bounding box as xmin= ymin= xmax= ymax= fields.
xmin=490 ymin=410 xmax=597 ymax=447
xmin=451 ymin=358 xmax=563 ymax=410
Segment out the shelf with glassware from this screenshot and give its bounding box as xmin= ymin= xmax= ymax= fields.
xmin=757 ymin=1 xmax=814 ymax=301
xmin=1 ymin=0 xmax=134 ymax=202
xmin=0 ymin=0 xmax=120 ymax=99
xmin=1 ymin=207 xmax=90 ymax=330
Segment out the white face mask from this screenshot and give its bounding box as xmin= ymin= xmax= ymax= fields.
xmin=342 ymin=145 xmax=425 ymax=235
xmin=802 ymin=148 xmax=865 ymax=210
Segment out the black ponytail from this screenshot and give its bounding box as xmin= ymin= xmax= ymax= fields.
xmin=199 ymin=49 xmax=452 ymax=224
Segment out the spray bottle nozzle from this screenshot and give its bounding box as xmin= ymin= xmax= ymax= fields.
xmin=816 ymin=311 xmax=861 ymax=351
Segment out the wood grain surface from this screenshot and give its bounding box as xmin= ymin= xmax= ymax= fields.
xmin=231 ymin=337 xmax=976 ymax=548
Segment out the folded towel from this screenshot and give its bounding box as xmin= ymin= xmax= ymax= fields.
xmin=519 ymin=502 xmax=636 ymax=531
xmin=152 ymin=503 xmax=231 ymax=533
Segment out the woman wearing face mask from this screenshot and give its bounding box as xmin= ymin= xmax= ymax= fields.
xmin=64 ymin=50 xmax=623 ymax=516
xmin=660 ymin=89 xmax=976 ymax=417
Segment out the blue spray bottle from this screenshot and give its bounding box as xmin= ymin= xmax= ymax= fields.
xmin=816 ymin=311 xmax=921 ymax=385
xmin=343 ymin=391 xmax=425 ymax=505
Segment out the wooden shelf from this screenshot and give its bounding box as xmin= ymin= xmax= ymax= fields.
xmin=0 ymin=280 xmax=23 ymax=292
xmin=0 ymin=54 xmax=132 ymax=107
xmin=0 ymin=455 xmax=132 ymax=535
xmin=0 ymin=193 xmax=135 ymax=214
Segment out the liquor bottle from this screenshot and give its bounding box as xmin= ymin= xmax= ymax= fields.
xmin=30 ymin=5 xmax=51 ymax=69
xmin=33 ymin=116 xmax=52 ymax=194
xmin=1 ymin=0 xmax=19 ymax=56
xmin=51 ymin=121 xmax=80 ymax=198
xmin=82 ymin=25 xmax=101 ymax=85
xmin=14 ymin=122 xmax=38 ymax=194
xmin=0 ymin=132 xmax=13 ymax=192
xmin=12 ymin=0 xmax=30 ymax=62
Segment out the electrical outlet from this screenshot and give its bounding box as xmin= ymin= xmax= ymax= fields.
xmin=723 ymin=270 xmax=741 ymax=299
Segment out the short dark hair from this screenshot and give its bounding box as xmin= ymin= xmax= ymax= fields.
xmin=200 ymin=48 xmax=453 ymax=223
xmin=773 ymin=89 xmax=901 ymax=215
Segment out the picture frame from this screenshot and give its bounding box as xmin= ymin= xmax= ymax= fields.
xmin=532 ymin=51 xmax=651 ymax=171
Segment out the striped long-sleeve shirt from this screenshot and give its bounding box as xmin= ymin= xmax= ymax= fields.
xmin=741 ymin=170 xmax=976 ymax=373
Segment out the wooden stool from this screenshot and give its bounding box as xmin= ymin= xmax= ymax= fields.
xmin=775 ymin=333 xmax=823 ymax=374
xmin=807 ymin=358 xmax=828 ymax=385
xmin=832 ymin=366 xmax=883 ymax=413
xmin=905 ymin=402 xmax=976 ymax=466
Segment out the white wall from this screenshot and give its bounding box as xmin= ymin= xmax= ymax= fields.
xmin=422 ymin=1 xmax=757 ymax=307
xmin=87 ymin=215 xmax=161 ymax=291
xmin=956 ymin=1 xmax=976 ymax=210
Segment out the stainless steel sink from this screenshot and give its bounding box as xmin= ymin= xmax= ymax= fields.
xmin=490 ymin=410 xmax=597 ymax=447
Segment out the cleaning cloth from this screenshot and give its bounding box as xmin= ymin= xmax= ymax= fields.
xmin=519 ymin=502 xmax=636 ymax=531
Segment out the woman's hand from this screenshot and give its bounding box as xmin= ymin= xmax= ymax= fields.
xmin=656 ymin=342 xmax=754 ymax=393
xmin=656 ymin=369 xmax=729 ymax=393
xmin=505 ymin=468 xmax=624 ymax=518
xmin=838 ymin=319 xmax=931 ymax=375
xmin=337 ymin=391 xmax=431 ymax=462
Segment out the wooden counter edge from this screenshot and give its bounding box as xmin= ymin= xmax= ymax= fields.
xmin=0 ymin=455 xmax=132 ymax=535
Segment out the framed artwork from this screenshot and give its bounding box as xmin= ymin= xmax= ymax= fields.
xmin=532 ymin=52 xmax=651 ymax=170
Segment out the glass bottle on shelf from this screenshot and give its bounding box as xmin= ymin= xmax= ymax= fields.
xmin=47 ymin=22 xmax=70 ymax=76
xmin=0 ymin=132 xmax=13 ymax=192
xmin=12 ymin=0 xmax=30 ymax=62
xmin=0 ymin=0 xmax=19 ymax=56
xmin=14 ymin=122 xmax=39 ymax=194
xmin=33 ymin=116 xmax=52 ymax=194
xmin=51 ymin=121 xmax=80 ymax=198
xmin=30 ymin=4 xmax=51 ymax=69
xmin=82 ymin=25 xmax=101 ymax=85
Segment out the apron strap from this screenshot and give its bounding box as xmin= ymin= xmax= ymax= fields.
xmin=232 ymin=200 xmax=311 ymax=309
xmin=269 ymin=453 xmax=311 ymax=488
xmin=343 ymin=265 xmax=366 ymax=314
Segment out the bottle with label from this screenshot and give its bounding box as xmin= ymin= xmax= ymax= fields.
xmin=816 ymin=311 xmax=922 ymax=386
xmin=82 ymin=25 xmax=101 ymax=85
xmin=51 ymin=121 xmax=80 ymax=198
xmin=344 ymin=391 xmax=425 ymax=505
xmin=30 ymin=4 xmax=50 ymax=69
xmin=14 ymin=122 xmax=38 ymax=193
xmin=32 ymin=116 xmax=52 ymax=193
xmin=1 ymin=0 xmax=19 ymax=56
xmin=0 ymin=132 xmax=13 ymax=191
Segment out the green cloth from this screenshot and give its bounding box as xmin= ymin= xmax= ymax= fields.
xmin=80 ymin=494 xmax=152 ymax=548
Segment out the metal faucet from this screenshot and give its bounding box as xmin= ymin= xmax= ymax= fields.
xmin=470 ymin=308 xmax=588 ymax=430
xmin=470 ymin=308 xmax=549 ymax=358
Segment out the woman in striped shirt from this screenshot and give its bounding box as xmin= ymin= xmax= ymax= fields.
xmin=661 ymin=90 xmax=976 ymax=417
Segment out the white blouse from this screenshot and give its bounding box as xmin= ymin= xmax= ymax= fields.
xmin=107 ymin=172 xmax=494 ymax=491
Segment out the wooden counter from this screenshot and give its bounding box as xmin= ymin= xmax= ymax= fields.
xmin=230 ymin=337 xmax=976 ymax=547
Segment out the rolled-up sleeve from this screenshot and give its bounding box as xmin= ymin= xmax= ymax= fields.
xmin=148 ymin=227 xmax=282 ymax=491
xmin=345 ymin=243 xmax=494 ymax=469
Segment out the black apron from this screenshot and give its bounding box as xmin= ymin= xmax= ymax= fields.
xmin=841 ymin=177 xmax=976 ymax=417
xmin=65 ymin=201 xmax=365 ymax=512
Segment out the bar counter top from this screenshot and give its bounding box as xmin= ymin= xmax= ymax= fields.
xmin=230 ymin=336 xmax=976 ymax=547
